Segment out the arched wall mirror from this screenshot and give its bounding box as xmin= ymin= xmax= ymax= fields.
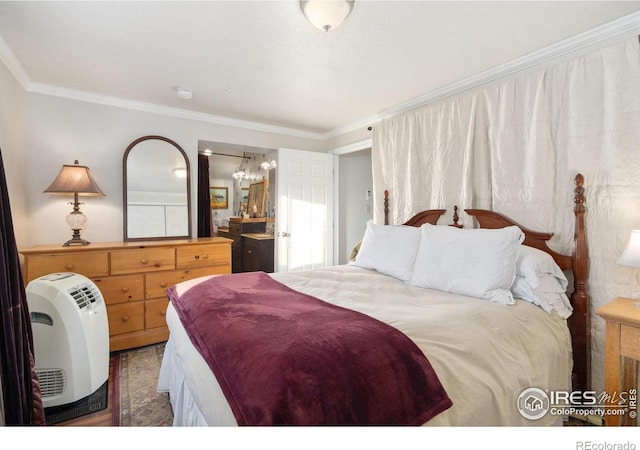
xmin=123 ymin=135 xmax=191 ymax=241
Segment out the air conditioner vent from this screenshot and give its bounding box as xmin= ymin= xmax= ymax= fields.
xmin=68 ymin=283 xmax=101 ymax=310
xmin=36 ymin=368 xmax=65 ymax=398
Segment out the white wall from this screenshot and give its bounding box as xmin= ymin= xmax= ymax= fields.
xmin=338 ymin=149 xmax=372 ymax=264
xmin=23 ymin=93 xmax=324 ymax=246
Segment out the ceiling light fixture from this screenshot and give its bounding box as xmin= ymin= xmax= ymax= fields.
xmin=232 ymin=153 xmax=250 ymax=179
xmin=300 ymin=0 xmax=354 ymax=32
xmin=232 ymin=166 xmax=246 ymax=180
xmin=176 ymin=88 xmax=193 ymax=100
xmin=260 ymin=154 xmax=271 ymax=170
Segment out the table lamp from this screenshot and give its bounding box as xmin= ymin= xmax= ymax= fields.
xmin=618 ymin=230 xmax=640 ymax=268
xmin=44 ymin=160 xmax=105 ymax=246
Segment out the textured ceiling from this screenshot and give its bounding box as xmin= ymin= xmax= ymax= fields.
xmin=0 ymin=1 xmax=639 ymax=136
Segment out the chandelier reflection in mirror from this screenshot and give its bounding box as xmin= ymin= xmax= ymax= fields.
xmin=260 ymin=154 xmax=277 ymax=171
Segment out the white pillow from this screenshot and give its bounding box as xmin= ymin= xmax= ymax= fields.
xmin=516 ymin=244 xmax=568 ymax=290
xmin=511 ymin=275 xmax=573 ymax=319
xmin=410 ymin=224 xmax=524 ymax=304
xmin=353 ymin=220 xmax=421 ymax=281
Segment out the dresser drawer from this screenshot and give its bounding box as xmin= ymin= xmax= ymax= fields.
xmin=621 ymin=324 xmax=640 ymax=360
xmin=111 ymin=247 xmax=175 ymax=275
xmin=106 ymin=302 xmax=144 ymax=336
xmin=146 ymin=298 xmax=170 ymax=329
xmin=145 ymin=266 xmax=225 ymax=299
xmin=228 ymin=221 xmax=242 ymax=235
xmin=25 ymin=252 xmax=109 ymax=282
xmin=176 ymin=244 xmax=231 ymax=269
xmin=92 ymin=274 xmax=144 ymax=306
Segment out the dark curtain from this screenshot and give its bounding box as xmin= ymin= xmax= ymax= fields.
xmin=197 ymin=153 xmax=212 ymax=237
xmin=0 ymin=148 xmax=44 ymax=425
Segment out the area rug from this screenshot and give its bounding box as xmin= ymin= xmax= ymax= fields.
xmin=44 ymin=380 xmax=108 ymax=425
xmin=118 ymin=342 xmax=173 ymax=426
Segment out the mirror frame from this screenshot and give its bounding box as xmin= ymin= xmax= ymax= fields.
xmin=123 ymin=135 xmax=192 ymax=241
xmin=247 ymin=179 xmax=268 ymax=218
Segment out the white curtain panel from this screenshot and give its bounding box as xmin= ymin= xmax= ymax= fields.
xmin=372 ymin=37 xmax=640 ymax=393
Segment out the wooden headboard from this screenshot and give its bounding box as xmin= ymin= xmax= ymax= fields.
xmin=382 ymin=174 xmax=590 ymax=392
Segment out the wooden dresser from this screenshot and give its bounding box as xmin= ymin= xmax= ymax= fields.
xmin=20 ymin=237 xmax=232 ymax=352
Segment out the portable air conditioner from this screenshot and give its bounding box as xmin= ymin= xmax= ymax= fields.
xmin=26 ymin=272 xmax=109 ymax=408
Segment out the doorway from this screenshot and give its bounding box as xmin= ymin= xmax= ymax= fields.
xmin=337 ymin=148 xmax=372 ymax=264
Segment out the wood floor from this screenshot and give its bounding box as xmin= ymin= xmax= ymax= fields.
xmin=54 ymin=353 xmax=118 ymax=427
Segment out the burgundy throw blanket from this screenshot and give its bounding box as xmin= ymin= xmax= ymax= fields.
xmin=167 ymin=271 xmax=452 ymax=426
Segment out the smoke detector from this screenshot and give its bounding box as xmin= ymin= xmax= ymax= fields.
xmin=176 ymin=88 xmax=193 ymax=100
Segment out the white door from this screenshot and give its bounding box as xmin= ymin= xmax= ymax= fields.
xmin=275 ymin=148 xmax=334 ymax=272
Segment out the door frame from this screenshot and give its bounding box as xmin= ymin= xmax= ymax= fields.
xmin=328 ymin=138 xmax=372 ymax=265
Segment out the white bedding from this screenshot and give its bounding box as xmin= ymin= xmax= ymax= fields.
xmin=157 ymin=264 xmax=572 ymax=426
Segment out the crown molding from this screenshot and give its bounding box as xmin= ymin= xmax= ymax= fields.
xmin=329 ymin=138 xmax=372 ymax=155
xmin=3 ymin=11 xmax=639 ymax=143
xmin=0 ymin=35 xmax=30 ymax=90
xmin=27 ymin=82 xmax=326 ymax=141
xmin=327 ymin=10 xmax=640 ymax=139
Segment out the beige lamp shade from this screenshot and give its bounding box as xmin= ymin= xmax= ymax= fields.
xmin=44 ymin=160 xmax=104 ymax=196
xmin=618 ymin=230 xmax=640 ymax=268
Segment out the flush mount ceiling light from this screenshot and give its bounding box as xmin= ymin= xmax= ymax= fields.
xmin=176 ymin=88 xmax=193 ymax=99
xmin=300 ymin=0 xmax=354 ymax=32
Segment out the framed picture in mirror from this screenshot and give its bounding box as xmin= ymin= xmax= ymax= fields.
xmin=210 ymin=187 xmax=228 ymax=209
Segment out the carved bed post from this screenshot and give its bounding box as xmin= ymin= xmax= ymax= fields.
xmin=569 ymin=173 xmax=590 ymax=392
xmin=450 ymin=205 xmax=463 ymax=228
xmin=384 ymin=190 xmax=389 ymax=225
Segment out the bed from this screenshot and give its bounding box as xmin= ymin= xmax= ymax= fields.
xmin=157 ymin=174 xmax=589 ymax=426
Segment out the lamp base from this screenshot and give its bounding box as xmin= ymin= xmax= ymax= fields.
xmin=62 ymin=229 xmax=90 ymax=247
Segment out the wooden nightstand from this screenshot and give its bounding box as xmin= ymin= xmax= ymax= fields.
xmin=596 ymin=297 xmax=640 ymax=426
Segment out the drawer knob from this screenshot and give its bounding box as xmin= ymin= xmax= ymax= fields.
xmin=122 ymin=315 xmax=129 ymax=322
xmin=154 ymin=263 xmax=160 ymax=268
xmin=160 ymin=310 xmax=166 ymax=316
xmin=160 ymin=282 xmax=167 ymax=288
xmin=65 ymin=263 xmax=74 ymax=270
xmin=141 ymin=258 xmax=149 ymax=265
xmin=121 ymin=286 xmax=129 ymax=293
xmin=202 ymin=254 xmax=209 ymax=260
